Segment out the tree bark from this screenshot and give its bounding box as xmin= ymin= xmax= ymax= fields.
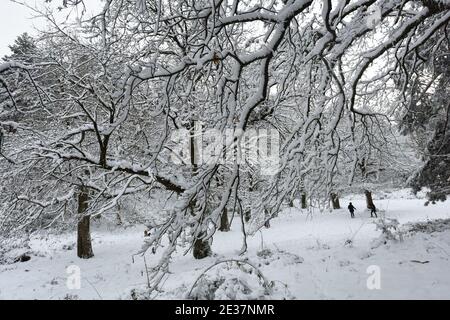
xmin=330 ymin=193 xmax=341 ymax=209
xmin=116 ymin=211 xmax=123 ymax=225
xmin=365 ymin=190 xmax=375 ymax=209
xmin=77 ymin=187 xmax=94 ymax=259
xmin=219 ymin=207 xmax=230 ymax=231
xmin=193 ymin=234 xmax=212 ymax=259
xmin=301 ymin=193 xmax=307 ymax=209
xmin=244 ymin=209 xmax=251 ymax=222
xmin=191 ymin=203 xmax=212 ymax=259
xmin=189 ymin=119 xmax=200 ymax=174
xmin=189 ymin=121 xmax=212 ymax=259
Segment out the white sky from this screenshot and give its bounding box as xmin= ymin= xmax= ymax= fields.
xmin=0 ymin=1 xmax=46 ymax=57
xmin=0 ymin=0 xmax=103 ymax=58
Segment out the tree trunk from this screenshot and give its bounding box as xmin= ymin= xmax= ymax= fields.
xmin=189 ymin=119 xmax=212 ymax=258
xmin=301 ymin=193 xmax=307 ymax=209
xmin=77 ymin=187 xmax=94 ymax=259
xmin=190 ymin=119 xmax=200 ymax=174
xmin=365 ymin=190 xmax=375 ymax=209
xmin=193 ymin=234 xmax=212 ymax=259
xmin=115 ymin=202 xmax=123 ymax=225
xmin=219 ymin=208 xmax=230 ymax=231
xmin=190 ymin=202 xmax=211 ymax=259
xmin=244 ymin=209 xmax=251 ymax=222
xmin=116 ymin=211 xmax=123 ymax=225
xmin=330 ymin=193 xmax=341 ymax=209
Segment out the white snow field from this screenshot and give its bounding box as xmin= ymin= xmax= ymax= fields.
xmin=0 ymin=189 xmax=449 ymax=300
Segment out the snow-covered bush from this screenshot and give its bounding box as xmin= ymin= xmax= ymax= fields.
xmin=187 ymin=259 xmax=292 ymax=300
xmin=404 ymin=219 xmax=450 ymax=235
xmin=256 ymin=248 xmax=304 ymax=267
xmin=0 ymin=234 xmax=31 ymax=265
xmin=371 ymin=218 xmax=403 ymax=248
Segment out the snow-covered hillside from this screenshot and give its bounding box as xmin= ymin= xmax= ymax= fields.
xmin=1 ymin=190 xmax=449 ymax=300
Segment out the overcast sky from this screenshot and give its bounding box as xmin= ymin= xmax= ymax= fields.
xmin=0 ymin=1 xmax=46 ymax=57
xmin=0 ymin=0 xmax=103 ymax=58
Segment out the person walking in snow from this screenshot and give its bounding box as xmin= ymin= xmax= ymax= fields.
xmin=348 ymin=202 xmax=356 ymax=218
xmin=369 ymin=204 xmax=378 ymax=218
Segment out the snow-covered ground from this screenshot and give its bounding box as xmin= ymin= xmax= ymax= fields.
xmin=1 ymin=189 xmax=449 ymax=300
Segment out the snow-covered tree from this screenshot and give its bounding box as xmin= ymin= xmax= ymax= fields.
xmin=0 ymin=0 xmax=448 ymax=292
xmin=398 ymin=26 xmax=449 ymax=202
